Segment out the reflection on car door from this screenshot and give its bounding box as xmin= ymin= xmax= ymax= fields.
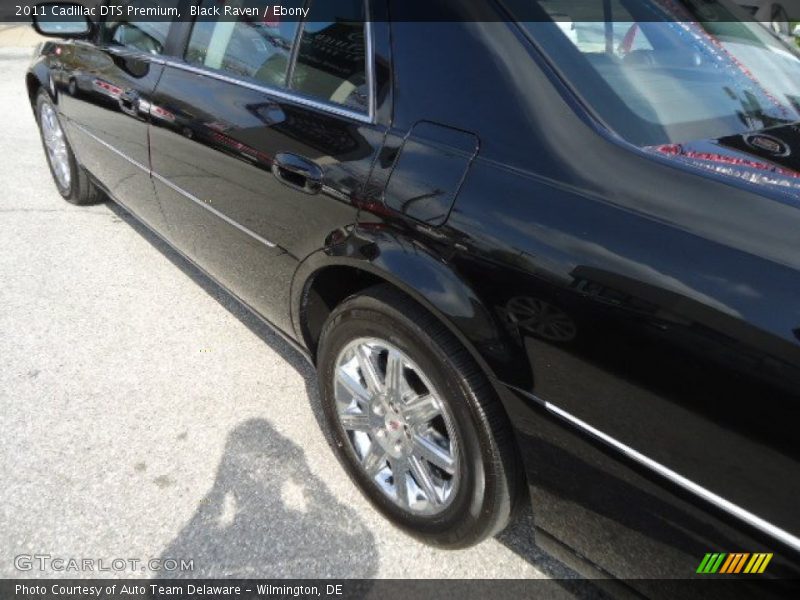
xmin=58 ymin=2 xmax=179 ymax=232
xmin=148 ymin=0 xmax=383 ymax=333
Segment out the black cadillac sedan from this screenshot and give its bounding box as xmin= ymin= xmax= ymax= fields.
xmin=27 ymin=0 xmax=800 ymax=590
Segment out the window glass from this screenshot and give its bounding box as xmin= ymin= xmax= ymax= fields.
xmin=100 ymin=0 xmax=177 ymax=55
xmin=290 ymin=0 xmax=368 ymax=111
xmin=514 ymin=0 xmax=800 ymax=146
xmin=185 ymin=0 xmax=303 ymax=88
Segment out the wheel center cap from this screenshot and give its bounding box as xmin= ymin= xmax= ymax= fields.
xmin=375 ymin=409 xmax=410 ymax=458
xmin=383 ymin=411 xmax=405 ymax=436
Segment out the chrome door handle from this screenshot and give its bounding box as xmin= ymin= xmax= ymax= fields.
xmin=118 ymin=90 xmax=139 ymax=117
xmin=271 ymin=153 xmax=323 ymax=194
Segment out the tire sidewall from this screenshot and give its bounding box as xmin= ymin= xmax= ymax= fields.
xmin=318 ymin=297 xmax=493 ymax=545
xmin=36 ymin=91 xmax=77 ymax=199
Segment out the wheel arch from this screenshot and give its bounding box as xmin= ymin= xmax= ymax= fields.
xmin=27 ymin=60 xmax=54 ymax=110
xmin=290 ymin=232 xmax=533 ymax=392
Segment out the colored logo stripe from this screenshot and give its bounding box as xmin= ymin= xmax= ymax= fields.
xmin=697 ymin=552 xmax=773 ymax=574
xmin=719 ymin=553 xmax=749 ymax=573
xmin=744 ymin=553 xmax=773 ymax=574
xmin=697 ymin=553 xmax=726 ymax=573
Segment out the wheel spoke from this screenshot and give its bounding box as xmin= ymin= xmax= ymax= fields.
xmin=538 ymin=302 xmax=552 ymax=319
xmin=412 ymin=434 xmax=455 ymax=475
xmin=335 ymin=367 xmax=371 ymax=406
xmin=384 ymin=349 xmax=404 ymax=399
xmin=403 ymin=393 xmax=440 ymax=426
xmin=409 ymin=455 xmax=440 ymax=505
xmin=355 ymin=345 xmax=382 ymax=395
xmin=361 ymin=443 xmax=387 ymax=478
xmin=390 ymin=458 xmax=411 ymax=508
xmin=339 ymin=412 xmax=370 ymax=432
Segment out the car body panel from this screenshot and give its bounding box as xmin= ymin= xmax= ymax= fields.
xmin=147 ymin=63 xmax=383 ymax=332
xmin=364 ymin=10 xmax=800 ymax=581
xmin=55 ymin=40 xmax=168 ymax=230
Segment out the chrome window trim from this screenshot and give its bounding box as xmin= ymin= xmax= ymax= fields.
xmin=95 ymin=8 xmax=376 ymax=124
xmin=165 ymin=6 xmax=377 ymax=125
xmin=510 ymin=387 xmax=800 ymax=553
xmin=72 ymin=123 xmax=278 ymax=249
xmin=159 ymin=58 xmax=374 ymax=124
xmin=364 ymin=2 xmax=377 ymax=121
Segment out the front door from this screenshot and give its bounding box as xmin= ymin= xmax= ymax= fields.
xmin=57 ymin=1 xmax=179 ymax=232
xmin=148 ymin=0 xmax=384 ymax=333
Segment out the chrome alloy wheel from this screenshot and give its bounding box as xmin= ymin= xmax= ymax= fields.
xmin=40 ymin=102 xmax=71 ymax=190
xmin=333 ymin=338 xmax=459 ymax=515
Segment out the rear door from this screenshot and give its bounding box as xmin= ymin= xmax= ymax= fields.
xmin=58 ymin=0 xmax=179 ymax=232
xmin=148 ymin=0 xmax=385 ymax=333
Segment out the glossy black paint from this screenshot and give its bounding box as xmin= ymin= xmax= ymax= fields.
xmin=383 ymin=121 xmax=480 ymax=225
xmin=27 ymin=0 xmax=800 ymax=587
xmin=59 ymin=42 xmax=167 ymax=227
xmin=147 ymin=63 xmax=384 ymax=332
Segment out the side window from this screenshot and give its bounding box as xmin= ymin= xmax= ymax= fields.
xmin=290 ymin=0 xmax=368 ymax=111
xmin=100 ymin=0 xmax=178 ymax=55
xmin=185 ymin=0 xmax=303 ymax=88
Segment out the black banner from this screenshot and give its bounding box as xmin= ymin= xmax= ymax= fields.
xmin=1 ymin=0 xmax=800 ymax=23
xmin=4 ymin=579 xmax=800 ymax=600
xmin=6 ymin=580 xmax=590 ymax=600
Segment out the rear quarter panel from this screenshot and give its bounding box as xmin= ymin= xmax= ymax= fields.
xmin=379 ymin=8 xmax=800 ymax=582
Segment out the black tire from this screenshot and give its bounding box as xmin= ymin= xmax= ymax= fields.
xmin=317 ymin=284 xmax=522 ymax=548
xmin=35 ymin=90 xmax=102 ymax=205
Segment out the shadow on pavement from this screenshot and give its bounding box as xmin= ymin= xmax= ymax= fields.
xmin=107 ymin=200 xmax=602 ymax=591
xmin=157 ymin=418 xmax=378 ymax=578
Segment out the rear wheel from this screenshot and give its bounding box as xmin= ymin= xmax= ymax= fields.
xmin=317 ymin=285 xmax=521 ymax=548
xmin=36 ymin=90 xmax=101 ymax=205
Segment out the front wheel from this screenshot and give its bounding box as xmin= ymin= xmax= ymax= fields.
xmin=317 ymin=285 xmax=522 ymax=548
xmin=36 ymin=90 xmax=101 ymax=205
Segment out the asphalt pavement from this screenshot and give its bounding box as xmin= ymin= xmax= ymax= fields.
xmin=0 ymin=38 xmax=588 ymax=589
